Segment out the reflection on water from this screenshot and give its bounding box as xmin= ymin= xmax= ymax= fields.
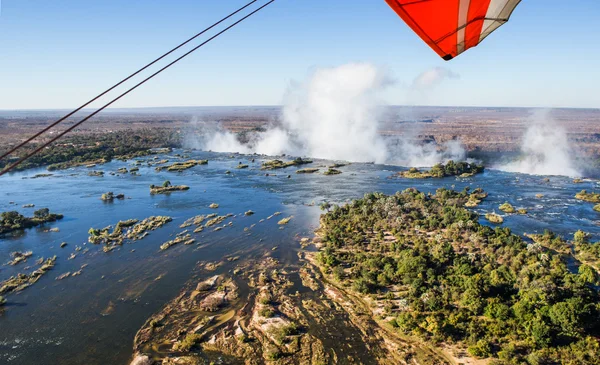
xmin=0 ymin=151 xmax=598 ymax=364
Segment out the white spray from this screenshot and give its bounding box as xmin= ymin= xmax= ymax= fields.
xmin=188 ymin=64 xmax=465 ymax=166
xmin=496 ymin=109 xmax=581 ymax=177
xmin=254 ymin=63 xmax=391 ymax=162
xmin=184 ymin=119 xmax=250 ymax=154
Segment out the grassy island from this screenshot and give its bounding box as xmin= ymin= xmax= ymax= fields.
xmin=485 ymin=212 xmax=504 ymax=224
xmin=1 ymin=209 xmax=63 ymax=235
xmin=296 ymin=168 xmax=319 ymax=174
xmin=155 ymin=159 xmax=207 ymax=172
xmin=314 ymin=188 xmax=600 ymax=363
xmin=0 ymin=256 xmax=57 ymax=295
xmin=100 ymin=192 xmax=125 ymax=201
xmin=150 ymin=180 xmax=189 ymax=194
xmin=88 ymin=216 xmax=172 ymax=251
xmin=261 ymin=157 xmax=313 ymax=170
xmin=323 ymin=168 xmax=342 ymax=175
xmin=499 ymin=202 xmax=516 ymax=213
xmin=575 ymin=190 xmax=600 ymax=203
xmin=400 ymin=161 xmax=484 ymax=179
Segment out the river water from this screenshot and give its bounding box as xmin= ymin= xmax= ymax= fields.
xmin=0 ymin=150 xmax=598 ymax=364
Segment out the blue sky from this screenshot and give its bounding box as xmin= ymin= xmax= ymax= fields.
xmin=0 ymin=0 xmax=599 ymax=109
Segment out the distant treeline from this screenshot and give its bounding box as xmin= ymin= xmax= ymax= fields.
xmin=0 ymin=128 xmax=182 ymax=172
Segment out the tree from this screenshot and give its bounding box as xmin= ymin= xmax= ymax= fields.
xmin=468 ymin=339 xmax=492 ymax=358
xmin=1 ymin=211 xmax=25 ymax=226
xmin=320 ymin=201 xmax=332 ymax=212
xmin=527 ymin=315 xmax=552 ymax=348
xmin=549 ymin=297 xmax=591 ymax=338
xmin=578 ymin=265 xmax=598 ymax=285
xmin=162 ymin=180 xmax=171 ymax=188
xmin=573 ymin=230 xmax=591 ymax=244
xmin=33 ymin=208 xmax=50 ymax=218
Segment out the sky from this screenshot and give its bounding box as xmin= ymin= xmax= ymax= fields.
xmin=0 ymin=0 xmax=599 ymax=110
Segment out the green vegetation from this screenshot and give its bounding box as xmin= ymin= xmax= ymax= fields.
xmin=0 ymin=256 xmax=57 ymax=295
xmin=316 ymin=189 xmax=600 ymax=363
xmin=400 ymin=161 xmax=484 ymax=179
xmin=485 ymin=212 xmax=504 ymax=224
xmin=159 ymin=234 xmax=194 ymax=251
xmin=530 ymin=230 xmax=600 ymax=268
xmin=0 ymin=129 xmax=180 ymax=172
xmin=499 ymin=202 xmax=516 ymax=213
xmin=205 ymin=215 xmax=229 ymax=227
xmin=0 ymin=209 xmax=63 ymax=235
xmin=88 ymin=216 xmax=171 ymax=251
xmin=464 ymin=187 xmax=488 ymax=208
xmin=259 ymin=307 xmax=275 ymax=318
xmin=296 ymin=168 xmax=319 ymax=174
xmin=7 ymin=251 xmax=33 ymax=265
xmin=155 ymin=159 xmax=207 ymax=172
xmin=100 ymin=192 xmax=125 ymax=201
xmin=173 ymin=333 xmax=203 ymax=352
xmin=261 ymin=157 xmax=313 ymax=170
xmin=88 ymin=219 xmax=139 ymax=245
xmin=594 ymin=204 xmax=600 ymax=212
xmin=150 ymin=180 xmax=189 ymax=194
xmin=575 ymin=190 xmax=600 ymax=203
xmin=277 ymin=217 xmax=292 ymax=225
xmin=323 ymin=168 xmax=342 ymax=175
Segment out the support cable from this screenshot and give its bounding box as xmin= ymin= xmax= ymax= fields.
xmin=0 ymin=0 xmax=268 ymax=172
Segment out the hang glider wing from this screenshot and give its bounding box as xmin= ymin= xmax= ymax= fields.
xmin=385 ymin=0 xmax=521 ymax=60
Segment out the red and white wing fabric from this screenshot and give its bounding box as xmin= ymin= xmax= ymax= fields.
xmin=385 ymin=0 xmax=521 ymax=60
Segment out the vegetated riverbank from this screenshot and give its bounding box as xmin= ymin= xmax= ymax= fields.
xmin=313 ymin=189 xmax=600 ymax=364
xmin=129 ymin=185 xmax=600 ymax=364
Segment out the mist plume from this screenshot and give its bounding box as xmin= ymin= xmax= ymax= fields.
xmin=187 ymin=63 xmax=465 ymax=167
xmin=496 ymin=109 xmax=581 ymax=177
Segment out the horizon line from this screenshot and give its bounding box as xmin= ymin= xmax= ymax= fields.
xmin=1 ymin=105 xmax=599 ymax=113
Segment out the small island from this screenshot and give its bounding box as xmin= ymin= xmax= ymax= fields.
xmin=150 ymin=180 xmax=190 ymax=194
xmin=1 ymin=208 xmax=64 ymax=235
xmin=485 ymin=212 xmax=504 ymax=224
xmin=400 ymin=161 xmax=484 ymax=179
xmin=89 ymin=216 xmax=172 ymax=251
xmin=0 ymin=256 xmax=57 ymax=296
xmin=498 ymin=202 xmax=515 ymax=213
xmin=261 ymin=157 xmax=313 ymax=170
xmin=575 ymin=190 xmax=600 ymax=203
xmin=296 ymin=168 xmax=319 ymax=174
xmin=155 ymin=159 xmax=208 ymax=172
xmin=100 ymin=192 xmax=125 ymax=201
xmin=323 ymin=168 xmax=342 ymax=175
